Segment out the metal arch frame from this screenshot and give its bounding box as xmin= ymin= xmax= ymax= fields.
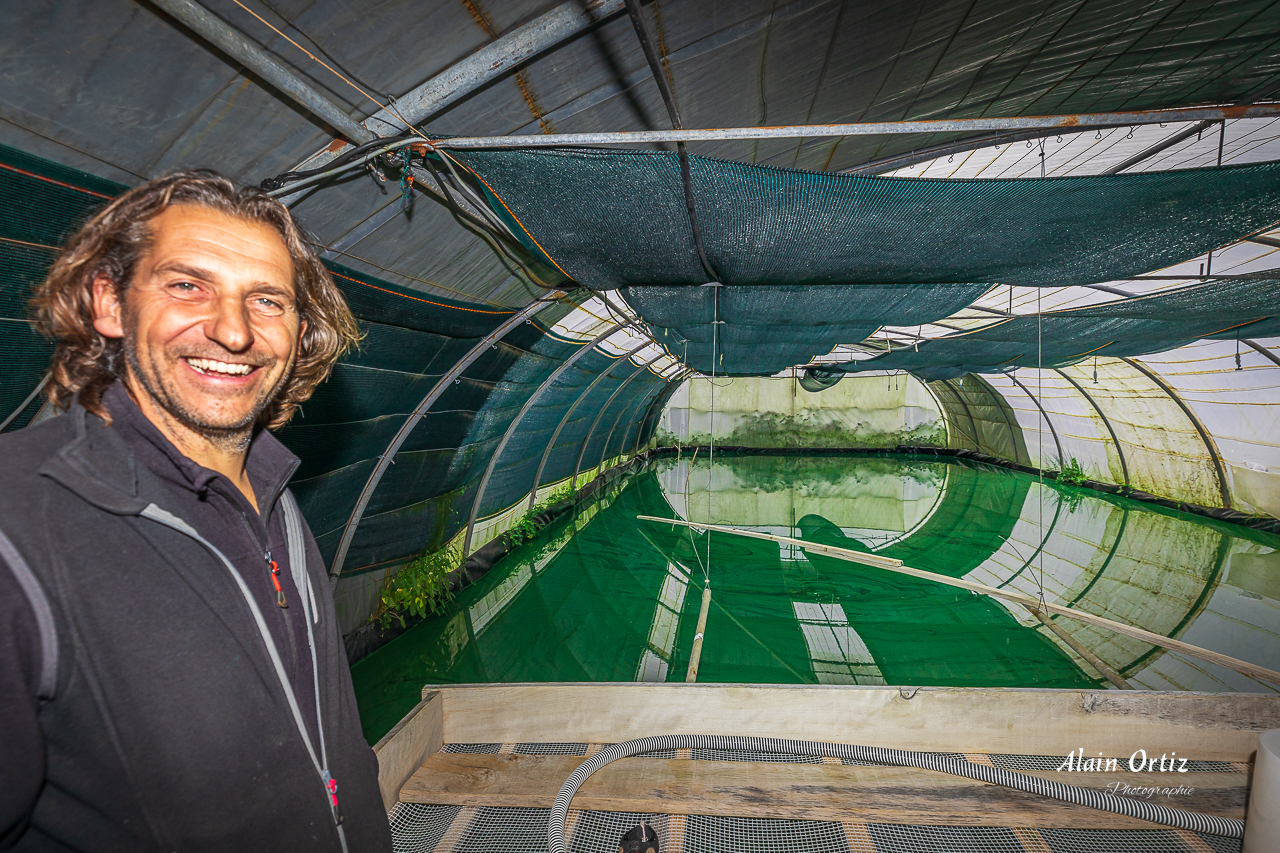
xmin=1005 ymin=373 xmax=1065 ymax=468
xmin=1244 ymin=339 xmax=1280 ymax=366
xmin=526 ymin=341 xmax=650 ymax=511
xmin=0 ymin=373 xmax=49 ymax=433
xmin=461 ymin=322 xmax=627 ymax=555
xmin=150 ymin=0 xmax=374 ymax=144
xmin=974 ymin=374 xmax=1030 ymax=466
xmin=594 ymin=371 xmax=670 ymax=475
xmin=327 ymin=291 xmax=566 ymax=582
xmin=1119 ymin=356 xmax=1232 ymax=509
xmin=937 ymin=378 xmax=983 ymax=451
xmin=571 ymin=353 xmax=666 ymax=490
xmin=1054 ymin=369 xmax=1131 ymax=489
xmin=631 ymin=370 xmax=692 ymax=455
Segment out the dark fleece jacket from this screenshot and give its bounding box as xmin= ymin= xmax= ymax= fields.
xmin=0 ymin=398 xmax=391 ymax=852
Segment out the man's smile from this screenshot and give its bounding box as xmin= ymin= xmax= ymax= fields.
xmin=182 ymin=356 xmax=260 ymax=377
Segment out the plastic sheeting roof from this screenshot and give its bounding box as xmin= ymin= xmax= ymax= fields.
xmin=8 ymin=0 xmax=1280 ymax=314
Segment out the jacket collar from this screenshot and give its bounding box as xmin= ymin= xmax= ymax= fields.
xmin=39 ymin=393 xmax=300 ymax=518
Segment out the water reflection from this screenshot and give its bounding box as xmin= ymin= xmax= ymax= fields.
xmin=351 ymin=453 xmax=1280 ymax=742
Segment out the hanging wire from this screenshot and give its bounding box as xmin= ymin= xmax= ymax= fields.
xmin=1036 ymin=287 xmax=1047 ymax=613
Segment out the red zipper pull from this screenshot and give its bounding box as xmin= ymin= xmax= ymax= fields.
xmin=267 ymin=552 xmax=287 ymax=608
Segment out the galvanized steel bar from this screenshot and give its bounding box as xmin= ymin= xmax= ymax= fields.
xmin=366 ymin=0 xmax=625 ymax=136
xmin=289 ymin=0 xmax=626 ymax=175
xmin=149 ymin=0 xmax=375 ymax=144
xmin=427 ymin=104 xmax=1280 ymax=149
xmin=461 ymin=322 xmax=627 ymax=556
xmin=571 ymin=353 xmax=664 ymax=489
xmin=1102 ymin=120 xmax=1217 ymax=175
xmin=1120 ymin=357 xmax=1232 ymax=509
xmin=327 ymin=291 xmax=567 ymax=582
xmin=1055 ymin=369 xmax=1131 ymax=489
xmin=526 ymin=341 xmax=649 ymax=511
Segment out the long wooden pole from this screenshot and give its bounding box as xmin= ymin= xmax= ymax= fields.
xmin=638 ymin=516 xmax=1280 ymax=687
xmin=685 ymin=584 xmax=712 ymax=682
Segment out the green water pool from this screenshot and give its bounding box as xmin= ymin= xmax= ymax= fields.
xmin=352 ymin=453 xmax=1280 ymax=743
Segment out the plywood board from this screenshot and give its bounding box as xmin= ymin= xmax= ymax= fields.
xmin=399 ymin=751 xmax=1246 ymax=829
xmin=374 ymin=691 xmax=443 ymax=811
xmin=425 ymin=683 xmax=1278 ymax=761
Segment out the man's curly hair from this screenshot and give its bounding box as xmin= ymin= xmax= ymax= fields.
xmin=30 ymin=170 xmax=359 ymax=429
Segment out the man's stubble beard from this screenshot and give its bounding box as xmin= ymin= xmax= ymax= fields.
xmin=120 ymin=310 xmax=294 ymax=454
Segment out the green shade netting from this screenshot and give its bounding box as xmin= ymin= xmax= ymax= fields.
xmin=623 ymin=283 xmax=991 ymax=375
xmin=823 ymin=278 xmax=1280 ymax=380
xmin=453 ymin=148 xmax=1280 ymax=289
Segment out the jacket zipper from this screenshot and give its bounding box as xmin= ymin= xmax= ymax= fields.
xmin=139 ymin=504 xmax=347 ymax=850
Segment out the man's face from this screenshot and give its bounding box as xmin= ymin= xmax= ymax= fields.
xmin=92 ymin=205 xmax=302 ymax=440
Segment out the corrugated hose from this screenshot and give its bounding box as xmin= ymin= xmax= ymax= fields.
xmin=547 ymin=734 xmax=1243 ymax=851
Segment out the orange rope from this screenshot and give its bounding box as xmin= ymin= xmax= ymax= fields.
xmin=329 ymin=271 xmax=514 ymax=315
xmin=0 ymin=162 xmax=113 ymax=199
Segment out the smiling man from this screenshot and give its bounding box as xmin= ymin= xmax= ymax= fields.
xmin=0 ymin=172 xmax=392 ymax=852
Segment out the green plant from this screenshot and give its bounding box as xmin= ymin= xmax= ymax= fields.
xmin=372 ymin=543 xmax=460 ymax=629
xmin=1057 ymin=457 xmax=1089 ymax=487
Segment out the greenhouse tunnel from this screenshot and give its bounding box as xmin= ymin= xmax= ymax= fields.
xmin=5 ymin=1 xmax=1280 ymax=850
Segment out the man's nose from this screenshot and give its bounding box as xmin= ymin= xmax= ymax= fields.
xmin=205 ymin=294 xmax=253 ymax=352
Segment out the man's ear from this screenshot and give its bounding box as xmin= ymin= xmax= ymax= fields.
xmin=91 ymin=274 xmax=124 ymax=339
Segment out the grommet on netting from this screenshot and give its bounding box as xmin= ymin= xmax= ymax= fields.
xmin=547 ymin=735 xmax=1244 ymax=853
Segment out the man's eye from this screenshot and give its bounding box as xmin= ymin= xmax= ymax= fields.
xmin=170 ymin=281 xmax=199 ymax=292
xmin=254 ymin=297 xmax=287 ymax=315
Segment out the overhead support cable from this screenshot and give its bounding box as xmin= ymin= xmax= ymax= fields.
xmin=149 ymin=0 xmax=375 ymax=144
xmin=461 ymin=322 xmax=629 ymax=556
xmin=419 ymin=103 xmax=1280 ymax=149
xmin=327 ymin=290 xmax=569 ymax=582
xmin=1119 ymin=357 xmax=1232 ymax=509
xmin=570 ymin=352 xmax=666 ymax=490
xmin=526 ymin=341 xmax=650 ymax=511
xmin=621 ymin=0 xmax=719 ymax=283
xmin=1055 ymin=369 xmax=1131 ymax=489
xmin=1101 ymin=120 xmax=1218 ymax=175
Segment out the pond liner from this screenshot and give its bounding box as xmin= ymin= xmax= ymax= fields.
xmin=646 ymin=445 xmax=1280 ymax=535
xmin=343 ymin=451 xmax=659 ymax=663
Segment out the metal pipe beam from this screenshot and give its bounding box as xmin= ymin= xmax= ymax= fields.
xmin=327 ymin=291 xmax=567 ymax=582
xmin=1055 ymin=369 xmax=1131 ymax=489
xmin=526 ymin=341 xmax=649 ymax=510
xmin=149 ymin=0 xmax=374 ymax=144
xmin=291 ymin=0 xmax=627 ymax=174
xmin=571 ymin=353 xmax=664 ymax=489
xmin=426 ymin=104 xmax=1280 ymax=149
xmin=1120 ymin=357 xmax=1232 ymax=509
xmin=1102 ymin=120 xmax=1217 ymax=175
xmin=461 ymin=322 xmax=627 ymax=556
